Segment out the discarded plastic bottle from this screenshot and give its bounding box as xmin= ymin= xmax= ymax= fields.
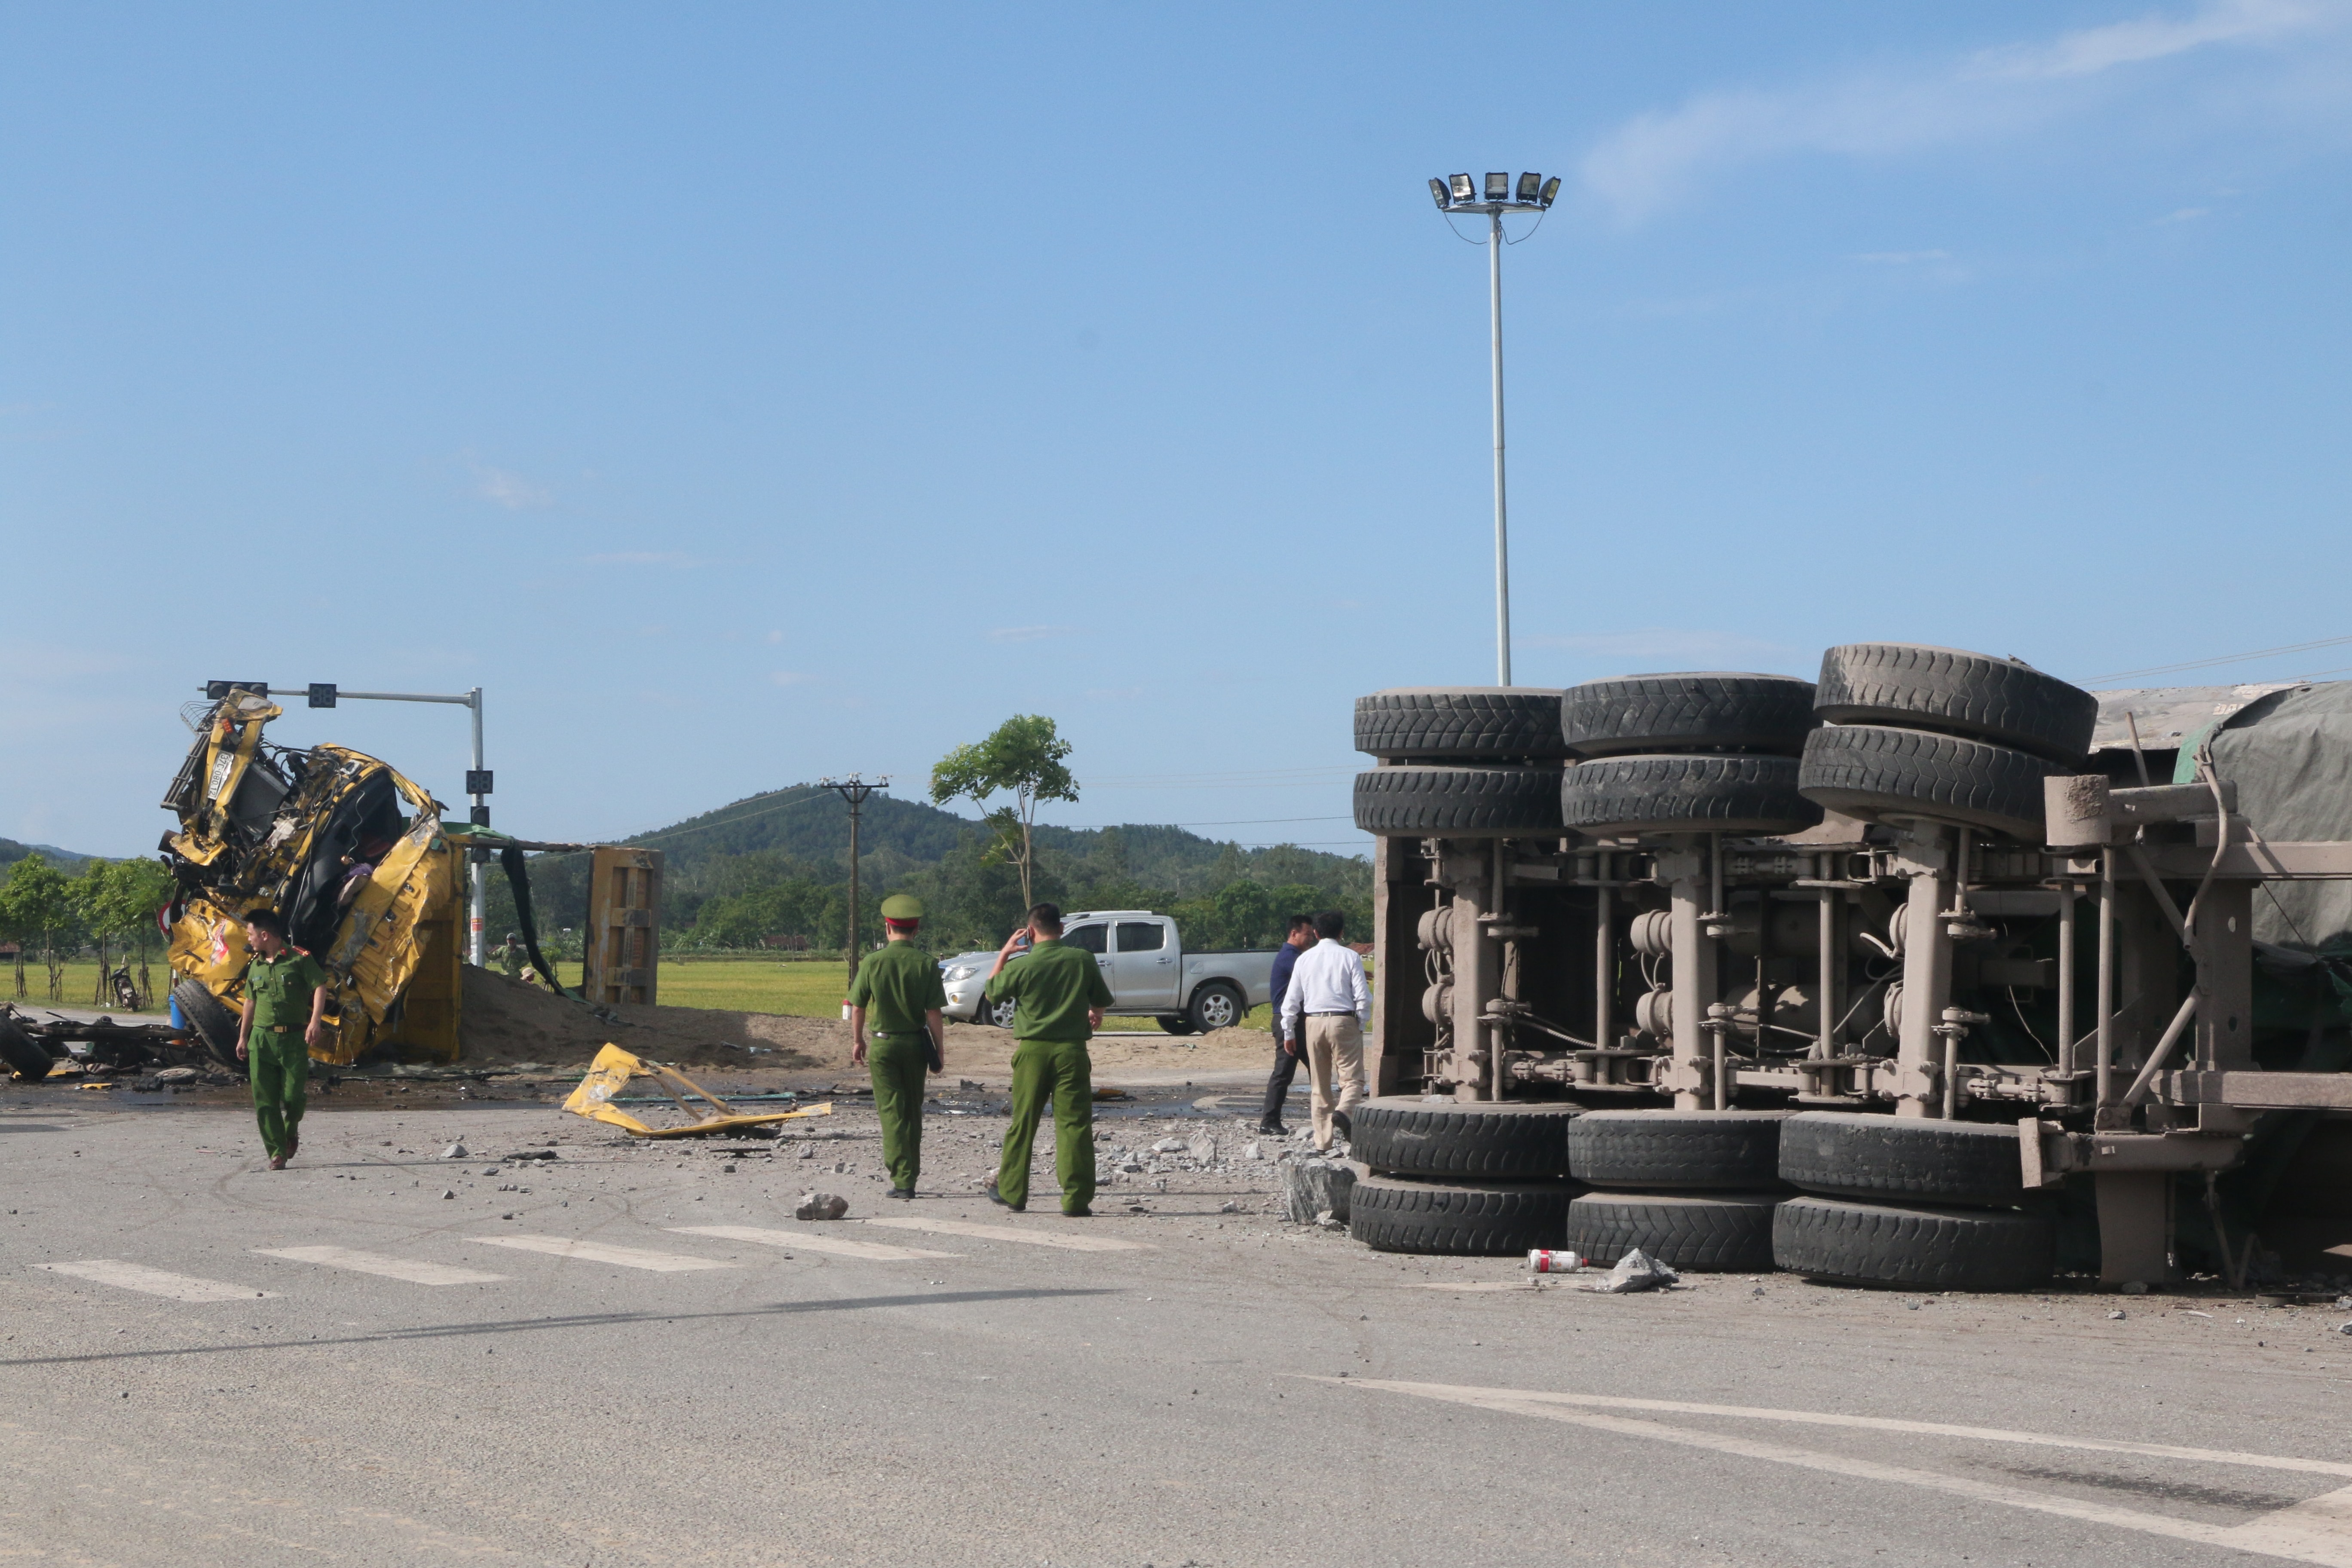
xmin=1525 ymin=1248 xmax=1585 ymax=1274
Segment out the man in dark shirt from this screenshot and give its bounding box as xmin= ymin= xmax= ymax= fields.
xmin=982 ymin=902 xmax=1115 ymax=1216
xmin=234 ymin=907 xmax=331 ymax=1171
xmin=1258 ymin=914 xmax=1317 ymax=1136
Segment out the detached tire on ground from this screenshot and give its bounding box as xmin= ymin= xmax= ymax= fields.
xmin=1354 ymin=688 xmax=1568 ymax=762
xmin=1351 ymin=1096 xmax=1579 ymax=1180
xmin=1773 ymin=1195 xmax=2054 ymax=1291
xmin=1561 ymin=673 xmax=1818 ymax=759
xmin=172 ymin=977 xmax=243 ymax=1072
xmin=1777 ymin=1111 xmax=2031 ymax=1208
xmin=1568 ymin=1109 xmax=1792 ymax=1189
xmin=1354 ymin=766 xmax=1564 ymax=838
xmin=1560 ymin=754 xmax=1820 ymax=837
xmin=1566 ymin=1191 xmax=1780 ymax=1271
xmin=0 ymin=1015 xmax=52 ymax=1082
xmin=1797 ymin=724 xmax=2059 ymax=841
xmin=1350 ymin=1174 xmax=1573 ymax=1255
xmin=1813 ymin=644 xmax=2098 ymax=764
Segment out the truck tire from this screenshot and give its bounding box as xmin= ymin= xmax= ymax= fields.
xmin=1773 ymin=1195 xmax=2054 ymax=1291
xmin=1566 ymin=1191 xmax=1780 ymax=1271
xmin=1351 ymin=1096 xmax=1579 ymax=1180
xmin=1155 ymin=1015 xmax=1197 ymax=1036
xmin=1776 ymin=1111 xmax=2031 ymax=1208
xmin=1354 ymin=766 xmax=1564 ymax=838
xmin=980 ymin=995 xmax=1019 ymax=1030
xmin=1354 ymin=688 xmax=1567 ymax=762
xmin=1186 ymin=982 xmax=1246 ymax=1033
xmin=1561 ymin=674 xmax=1818 ymax=759
xmin=1560 ymin=753 xmax=1820 ymax=837
xmin=1798 ymin=724 xmax=2058 ymax=842
xmin=0 ymin=1015 xmax=53 ymax=1082
xmin=172 ymin=977 xmax=244 ymax=1071
xmin=1568 ymin=1110 xmax=1791 ymax=1189
xmin=1813 ymin=644 xmax=2097 ymax=764
xmin=1349 ymin=1174 xmax=1572 ymax=1255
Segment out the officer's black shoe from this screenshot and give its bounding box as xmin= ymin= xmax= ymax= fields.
xmin=1258 ymin=1121 xmax=1289 ymax=1137
xmin=986 ymin=1181 xmax=1026 ymax=1213
xmin=1063 ymin=1204 xmax=1093 ymax=1218
xmin=888 ymin=1187 xmax=915 ymax=1201
xmin=1332 ymin=1110 xmax=1354 ymax=1140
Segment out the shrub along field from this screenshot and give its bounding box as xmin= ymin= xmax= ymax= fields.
xmin=656 ymin=954 xmax=1277 ymax=1032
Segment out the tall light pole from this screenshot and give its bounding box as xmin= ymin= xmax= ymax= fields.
xmin=1429 ymin=171 xmax=1559 ymax=687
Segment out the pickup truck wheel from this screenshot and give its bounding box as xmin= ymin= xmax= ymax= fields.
xmin=1349 ymin=1174 xmax=1572 ymax=1255
xmin=1186 ymin=983 xmax=1245 ymax=1034
xmin=1155 ymin=1016 xmax=1197 ymax=1035
xmin=980 ymin=995 xmax=1019 ymax=1030
xmin=1354 ymin=687 xmax=1567 ymax=762
xmin=1354 ymin=766 xmax=1564 ymax=837
xmin=172 ymin=978 xmax=244 ymax=1072
xmin=1560 ymin=753 xmax=1819 ymax=836
xmin=1776 ymin=1111 xmax=2032 ymax=1208
xmin=1568 ymin=1110 xmax=1792 ymax=1189
xmin=1797 ymin=724 xmax=2058 ymax=842
xmin=1813 ymin=643 xmax=2098 ymax=764
xmin=1773 ymin=1195 xmax=2055 ymax=1291
xmin=0 ymin=1015 xmax=53 ymax=1082
xmin=1351 ymin=1095 xmax=1578 ymax=1180
xmin=1566 ymin=1191 xmax=1781 ymax=1271
xmin=1562 ymin=673 xmax=1818 ymax=759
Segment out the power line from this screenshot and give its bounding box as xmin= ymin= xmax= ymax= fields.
xmin=2082 ymin=633 xmax=2352 ymax=685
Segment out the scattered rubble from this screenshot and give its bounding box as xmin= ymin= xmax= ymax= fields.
xmin=1280 ymin=1155 xmax=1356 ymax=1226
xmin=440 ymin=1143 xmax=469 ymax=1160
xmin=796 ymin=1191 xmax=848 ymax=1221
xmin=1588 ymin=1249 xmax=1679 ymax=1295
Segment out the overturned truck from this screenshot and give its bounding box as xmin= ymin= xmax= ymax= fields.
xmin=1348 ymin=646 xmax=2352 ymax=1291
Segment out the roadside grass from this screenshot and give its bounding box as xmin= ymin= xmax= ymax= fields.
xmin=6 ymin=961 xmax=169 ymax=1014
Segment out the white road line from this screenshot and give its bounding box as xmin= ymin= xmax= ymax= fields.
xmin=468 ymin=1236 xmax=734 ymax=1272
xmin=31 ymin=1260 xmax=276 ymax=1302
xmin=861 ymin=1216 xmax=1152 ymax=1253
xmin=254 ymin=1246 xmax=508 ymax=1286
xmin=668 ymin=1225 xmax=959 ymax=1262
xmin=1348 ymin=1381 xmax=2352 ymax=1479
xmin=1333 ymin=1381 xmax=2352 ymax=1567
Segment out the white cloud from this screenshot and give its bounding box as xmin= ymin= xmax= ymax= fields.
xmin=1579 ymin=0 xmax=2350 ymax=223
xmin=473 ymin=464 xmax=553 ymax=510
xmin=765 ymin=629 xmax=784 ymax=644
xmin=988 ymin=625 xmax=1082 ymax=643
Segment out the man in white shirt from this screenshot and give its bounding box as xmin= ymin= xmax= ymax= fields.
xmin=1277 ymin=910 xmax=1372 ymax=1152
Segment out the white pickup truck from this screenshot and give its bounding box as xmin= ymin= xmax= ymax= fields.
xmin=937 ymin=910 xmax=1277 ymax=1035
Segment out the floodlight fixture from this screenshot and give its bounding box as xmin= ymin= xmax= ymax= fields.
xmin=1516 ymin=172 xmax=1540 ymax=202
xmin=1539 ymin=175 xmax=1561 ymax=208
xmin=1428 ymin=177 xmax=1449 ymax=209
xmin=1449 ymin=173 xmax=1475 ymax=202
xmin=1484 ymin=172 xmax=1509 ymax=200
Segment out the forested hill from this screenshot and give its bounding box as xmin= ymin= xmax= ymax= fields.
xmin=487 ymin=785 xmax=1371 ymax=956
xmin=0 ymin=839 xmax=90 ymax=871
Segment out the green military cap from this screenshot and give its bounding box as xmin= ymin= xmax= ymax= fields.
xmin=879 ymin=894 xmax=924 ymax=920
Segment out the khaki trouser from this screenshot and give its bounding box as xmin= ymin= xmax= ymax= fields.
xmin=1302 ymin=1014 xmax=1364 ymax=1152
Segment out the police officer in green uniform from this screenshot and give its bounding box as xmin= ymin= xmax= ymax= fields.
xmin=234 ymin=907 xmax=331 ymax=1172
xmin=983 ymin=902 xmax=1115 ymax=1217
xmin=496 ymin=933 xmax=527 ymax=980
xmin=847 ymin=893 xmax=948 ymax=1200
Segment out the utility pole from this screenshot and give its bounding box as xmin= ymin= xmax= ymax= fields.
xmin=821 ymin=775 xmax=889 ymax=984
xmin=1427 ymin=170 xmax=1560 ymax=687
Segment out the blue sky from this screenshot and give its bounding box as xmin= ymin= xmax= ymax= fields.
xmin=5 ymin=2 xmax=2348 ymax=860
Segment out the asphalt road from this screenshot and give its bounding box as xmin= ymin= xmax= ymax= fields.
xmin=6 ymin=1093 xmax=2352 ymax=1568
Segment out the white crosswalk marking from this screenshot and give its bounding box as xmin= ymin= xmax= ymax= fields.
xmin=861 ymin=1216 xmax=1151 ymax=1253
xmin=31 ymin=1260 xmax=276 ymax=1302
xmin=670 ymin=1225 xmax=959 ymax=1261
xmin=468 ymin=1236 xmax=735 ymax=1272
xmin=255 ymin=1246 xmax=508 ymax=1286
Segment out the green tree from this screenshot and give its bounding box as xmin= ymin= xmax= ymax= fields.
xmin=80 ymin=858 xmax=174 ymax=1008
xmin=929 ymin=714 xmax=1077 ymax=912
xmin=0 ymin=855 xmax=76 ymax=1002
